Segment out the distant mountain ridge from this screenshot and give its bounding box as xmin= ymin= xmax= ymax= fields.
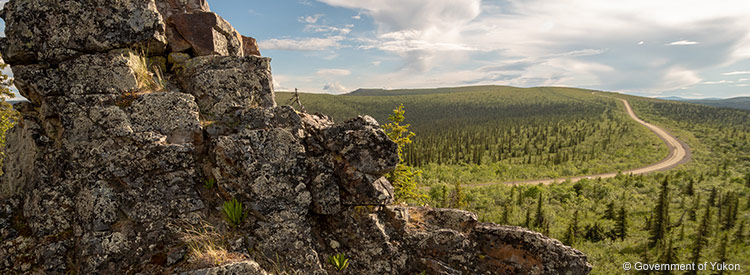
xmin=657 ymin=96 xmax=750 ymax=110
xmin=347 ymin=85 xmax=518 ymax=96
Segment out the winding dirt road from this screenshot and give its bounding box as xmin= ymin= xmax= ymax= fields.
xmin=469 ymin=97 xmax=691 ymax=187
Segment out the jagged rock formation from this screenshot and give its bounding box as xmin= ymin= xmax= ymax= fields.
xmin=0 ymin=1 xmax=592 ymax=274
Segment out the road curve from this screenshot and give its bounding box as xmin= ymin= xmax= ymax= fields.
xmin=469 ymin=97 xmax=690 ymax=187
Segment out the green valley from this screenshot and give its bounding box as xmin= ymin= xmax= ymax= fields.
xmin=278 ymin=86 xmax=750 ymax=274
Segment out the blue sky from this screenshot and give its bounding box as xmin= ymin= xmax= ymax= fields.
xmin=3 ymin=0 xmax=750 ymax=98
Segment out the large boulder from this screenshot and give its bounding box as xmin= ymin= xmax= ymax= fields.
xmin=169 ymin=12 xmax=244 ymax=56
xmin=176 ymin=55 xmax=276 ymax=119
xmin=0 ymin=0 xmax=167 ymax=65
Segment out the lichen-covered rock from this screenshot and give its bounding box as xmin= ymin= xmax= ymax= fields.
xmin=0 ymin=0 xmax=167 ymax=65
xmin=11 ymin=52 xmax=140 ymax=103
xmin=128 ymin=92 xmax=203 ymax=145
xmin=317 ymin=206 xmax=592 ymax=274
xmin=0 ymin=0 xmax=591 ymax=274
xmin=324 ymin=116 xmax=399 ymax=175
xmin=470 ymin=224 xmax=591 ymax=274
xmin=180 ymin=260 xmax=268 ymax=275
xmin=177 ymin=55 xmax=276 ymax=119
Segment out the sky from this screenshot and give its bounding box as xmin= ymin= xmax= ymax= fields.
xmin=2 ymin=0 xmax=750 ymax=98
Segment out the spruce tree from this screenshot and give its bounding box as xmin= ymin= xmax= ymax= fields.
xmin=604 ymin=201 xmax=615 ymax=220
xmin=449 ymin=180 xmax=465 ymax=208
xmin=708 ymin=187 xmax=717 ymax=207
xmin=382 ymin=104 xmax=425 ymax=203
xmin=649 ymin=176 xmax=670 ymax=248
xmin=662 ymin=236 xmax=676 ymax=275
xmin=689 ymin=194 xmax=700 ymax=221
xmin=563 ymin=223 xmax=576 ymax=246
xmin=685 ymin=177 xmax=695 ymax=196
xmin=721 ymin=192 xmax=737 ymax=231
xmin=690 ymin=201 xmax=711 ymax=272
xmin=734 ymin=220 xmax=745 ymax=244
xmin=534 ymin=192 xmax=544 ymax=228
xmin=615 ymin=206 xmax=627 ymax=240
xmin=716 ymin=233 xmax=728 ymax=275
xmin=524 ymin=208 xmax=531 ymax=228
xmin=501 ymin=202 xmax=511 ymax=225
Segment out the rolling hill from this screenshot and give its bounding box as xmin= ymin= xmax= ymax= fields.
xmin=658 ymin=96 xmax=750 ymax=110
xmin=278 ymin=86 xmax=671 ymax=183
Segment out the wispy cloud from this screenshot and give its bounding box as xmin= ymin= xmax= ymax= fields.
xmin=702 ymin=80 xmax=733 ymax=84
xmin=299 ymin=14 xmax=324 ymax=24
xmin=666 ymin=40 xmax=699 ymax=46
xmin=304 ymin=24 xmax=352 ymax=35
xmin=723 ymin=71 xmax=750 ymax=75
xmin=316 ymin=69 xmax=351 ymax=77
xmin=259 ymin=36 xmax=344 ymax=51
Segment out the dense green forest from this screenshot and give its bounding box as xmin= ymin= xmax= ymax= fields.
xmin=278 ymin=87 xmax=666 ymax=185
xmin=279 ymin=86 xmax=750 ymax=274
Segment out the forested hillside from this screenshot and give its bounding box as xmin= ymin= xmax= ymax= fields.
xmin=278 ymin=86 xmax=667 ymax=185
xmin=279 ymin=86 xmax=750 ymax=274
xmin=681 ymin=97 xmax=750 ymax=111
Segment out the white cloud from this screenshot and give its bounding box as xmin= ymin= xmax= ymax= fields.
xmin=658 ymin=67 xmax=703 ymax=92
xmin=317 ymin=0 xmax=480 ymax=32
xmin=299 ymin=14 xmax=324 ymax=24
xmin=702 ymin=80 xmax=733 ymax=84
xmin=666 ymin=40 xmax=699 ymax=46
xmin=723 ymin=71 xmax=750 ymax=75
xmin=318 ymin=0 xmax=480 ymax=72
xmin=259 ymin=36 xmax=344 ymax=51
xmin=304 ymin=24 xmax=351 ymax=35
xmin=316 ymin=69 xmax=351 ymax=77
xmin=306 ymin=0 xmax=750 ymax=95
xmin=323 ymin=82 xmax=349 ymax=93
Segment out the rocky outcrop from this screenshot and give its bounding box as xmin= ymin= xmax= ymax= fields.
xmin=0 ymin=0 xmax=591 ymax=274
xmin=0 ymin=0 xmax=168 ymax=65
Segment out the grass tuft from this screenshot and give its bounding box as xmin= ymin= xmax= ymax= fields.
xmin=128 ymin=50 xmax=165 ymax=93
xmin=223 ymin=198 xmax=245 ymax=228
xmin=327 ymin=253 xmax=349 ymax=271
xmin=180 ymin=223 xmax=245 ymax=269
